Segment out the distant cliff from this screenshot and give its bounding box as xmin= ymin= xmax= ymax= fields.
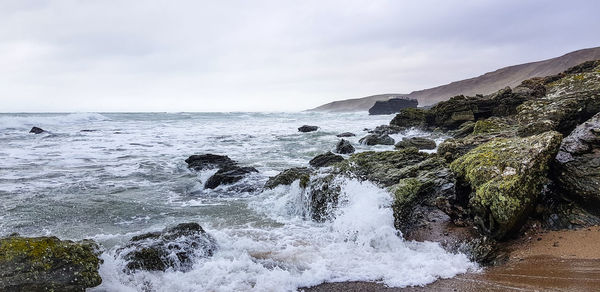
xmin=308 ymin=94 xmax=407 ymax=112
xmin=368 ymin=98 xmax=418 ymax=115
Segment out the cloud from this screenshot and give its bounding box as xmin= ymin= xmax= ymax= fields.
xmin=0 ymin=0 xmax=599 ymax=112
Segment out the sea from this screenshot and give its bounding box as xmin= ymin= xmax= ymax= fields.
xmin=0 ymin=112 xmax=476 ymax=291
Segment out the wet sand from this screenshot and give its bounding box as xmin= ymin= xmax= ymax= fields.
xmin=302 ymin=226 xmax=600 ymax=291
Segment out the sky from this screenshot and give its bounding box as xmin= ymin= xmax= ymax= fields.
xmin=1 ymin=0 xmax=599 ymax=112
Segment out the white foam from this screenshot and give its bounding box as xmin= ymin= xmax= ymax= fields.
xmin=0 ymin=112 xmax=109 ymax=130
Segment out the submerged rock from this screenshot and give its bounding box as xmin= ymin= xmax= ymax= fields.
xmin=395 ymin=137 xmax=436 ymax=150
xmin=368 ymin=97 xmax=418 ymax=115
xmin=205 ymin=165 xmax=258 ymax=189
xmin=120 ymin=223 xmax=217 ymax=272
xmin=264 ymin=167 xmax=312 ymax=189
xmin=335 ymin=139 xmax=355 ymax=154
xmin=29 ymin=127 xmax=45 ymax=134
xmin=298 ymin=125 xmax=318 ymax=132
xmin=359 ymin=134 xmax=395 ymax=146
xmin=336 ymin=132 xmax=355 ymax=137
xmin=389 ymin=108 xmax=426 ymax=129
xmin=185 ymin=154 xmax=235 ymax=170
xmin=450 ymin=131 xmax=563 ymax=239
xmin=309 ymin=152 xmax=344 ymax=168
xmin=0 ymin=235 xmax=102 ymax=291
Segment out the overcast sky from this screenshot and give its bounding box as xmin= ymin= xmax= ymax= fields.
xmin=1 ymin=0 xmax=599 ymax=112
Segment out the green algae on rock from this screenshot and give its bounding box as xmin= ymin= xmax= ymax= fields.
xmin=389 ymin=108 xmax=426 ymax=129
xmin=0 ymin=236 xmax=102 ymax=291
xmin=394 ymin=137 xmax=436 ymax=150
xmin=264 ymin=167 xmax=312 ymax=189
xmin=450 ymin=131 xmax=563 ymax=239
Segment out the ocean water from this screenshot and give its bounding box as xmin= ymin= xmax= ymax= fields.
xmin=0 ymin=112 xmax=475 ymax=291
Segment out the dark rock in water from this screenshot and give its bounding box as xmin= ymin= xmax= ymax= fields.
xmin=264 ymin=167 xmax=312 ymax=189
xmin=395 ymin=137 xmax=436 ymax=150
xmin=307 ymin=175 xmax=341 ymax=222
xmin=309 ymin=152 xmax=344 ymax=168
xmin=553 ymin=112 xmax=600 ymax=208
xmin=335 ymin=139 xmax=355 ymax=154
xmin=205 ymin=165 xmax=258 ymax=189
xmin=359 ymin=134 xmax=395 ymax=145
xmin=185 ymin=154 xmax=235 ymax=170
xmin=389 ymin=108 xmax=426 ymax=129
xmin=336 ymin=132 xmax=355 ymax=137
xmin=368 ymin=97 xmax=418 ymax=115
xmin=368 ymin=125 xmax=404 ymax=135
xmin=120 ymin=223 xmax=217 ymax=272
xmin=298 ymin=125 xmax=318 ymax=132
xmin=0 ymin=235 xmax=102 ymax=291
xmin=29 ymin=127 xmax=44 ymax=134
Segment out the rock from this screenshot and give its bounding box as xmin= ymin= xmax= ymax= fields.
xmin=368 ymin=97 xmax=418 ymax=115
xmin=450 ymin=131 xmax=563 ymax=239
xmin=395 ymin=137 xmax=436 ymax=150
xmin=119 ymin=223 xmax=217 ymax=272
xmin=389 ymin=108 xmax=426 ymax=129
xmin=335 ymin=139 xmax=355 ymax=154
xmin=359 ymin=134 xmax=395 ymax=146
xmin=553 ymin=112 xmax=600 ymax=207
xmin=29 ymin=127 xmax=45 ymax=134
xmin=298 ymin=125 xmax=318 ymax=132
xmin=205 ymin=165 xmax=258 ymax=189
xmin=336 ymin=132 xmax=356 ymax=137
xmin=264 ymin=167 xmax=312 ymax=189
xmin=185 ymin=154 xmax=235 ymax=170
xmin=307 ymin=175 xmax=341 ymax=222
xmin=0 ymin=236 xmax=102 ymax=291
xmin=309 ymin=152 xmax=344 ymax=168
xmin=367 ymin=124 xmax=404 ymax=135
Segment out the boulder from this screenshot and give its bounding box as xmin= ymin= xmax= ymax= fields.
xmin=307 ymin=175 xmax=341 ymax=222
xmin=119 ymin=223 xmax=217 ymax=272
xmin=367 ymin=125 xmax=404 ymax=135
xmin=336 ymin=132 xmax=356 ymax=137
xmin=359 ymin=134 xmax=395 ymax=146
xmin=0 ymin=235 xmax=102 ymax=291
xmin=185 ymin=154 xmax=235 ymax=170
xmin=368 ymin=98 xmax=418 ymax=115
xmin=264 ymin=167 xmax=312 ymax=189
xmin=553 ymin=112 xmax=600 ymax=208
xmin=205 ymin=165 xmax=259 ymax=189
xmin=335 ymin=139 xmax=355 ymax=154
xmin=309 ymin=152 xmax=344 ymax=168
xmin=395 ymin=137 xmax=436 ymax=150
xmin=298 ymin=125 xmax=318 ymax=132
xmin=389 ymin=108 xmax=426 ymax=129
xmin=29 ymin=127 xmax=45 ymax=134
xmin=450 ymin=131 xmax=563 ymax=239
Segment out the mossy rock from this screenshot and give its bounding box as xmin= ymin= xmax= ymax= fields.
xmin=264 ymin=167 xmax=312 ymax=189
xmin=307 ymin=175 xmax=342 ymax=222
xmin=450 ymin=131 xmax=563 ymax=239
xmin=0 ymin=236 xmax=102 ymax=291
xmin=389 ymin=108 xmax=426 ymax=128
xmin=394 ymin=137 xmax=436 ymax=150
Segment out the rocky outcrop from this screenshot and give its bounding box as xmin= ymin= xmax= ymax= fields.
xmin=298 ymin=125 xmax=318 ymax=132
xmin=335 ymin=139 xmax=355 ymax=154
xmin=119 ymin=223 xmax=217 ymax=272
xmin=368 ymin=98 xmax=418 ymax=115
xmin=359 ymin=134 xmax=395 ymax=145
xmin=389 ymin=108 xmax=426 ymax=129
xmin=307 ymin=175 xmax=342 ymax=222
xmin=264 ymin=167 xmax=312 ymax=189
xmin=309 ymin=152 xmax=344 ymax=168
xmin=205 ymin=165 xmax=258 ymax=189
xmin=553 ymin=112 xmax=600 ymax=207
xmin=336 ymin=132 xmax=356 ymax=137
xmin=450 ymin=131 xmax=563 ymax=239
xmin=29 ymin=127 xmax=45 ymax=134
xmin=394 ymin=137 xmax=436 ymax=150
xmin=185 ymin=154 xmax=235 ymax=171
xmin=0 ymin=235 xmax=102 ymax=291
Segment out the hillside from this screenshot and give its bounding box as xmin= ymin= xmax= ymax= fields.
xmin=308 ymin=94 xmax=407 ymax=112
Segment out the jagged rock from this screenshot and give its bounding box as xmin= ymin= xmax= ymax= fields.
xmin=359 ymin=134 xmax=395 ymax=146
xmin=336 ymin=132 xmax=356 ymax=137
xmin=450 ymin=131 xmax=563 ymax=239
xmin=368 ymin=98 xmax=418 ymax=115
xmin=298 ymin=125 xmax=318 ymax=132
xmin=264 ymin=167 xmax=311 ymax=189
xmin=0 ymin=235 xmax=102 ymax=291
xmin=119 ymin=223 xmax=217 ymax=272
xmin=335 ymin=139 xmax=355 ymax=154
xmin=553 ymin=112 xmax=600 ymax=208
xmin=205 ymin=165 xmax=258 ymax=189
xmin=307 ymin=175 xmax=341 ymax=222
xmin=367 ymin=125 xmax=404 ymax=135
xmin=395 ymin=137 xmax=436 ymax=150
xmin=29 ymin=127 xmax=45 ymax=134
xmin=309 ymin=152 xmax=344 ymax=168
xmin=389 ymin=108 xmax=426 ymax=129
xmin=185 ymin=154 xmax=235 ymax=170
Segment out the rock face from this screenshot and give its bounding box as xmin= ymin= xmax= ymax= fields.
xmin=336 ymin=132 xmax=356 ymax=137
xmin=389 ymin=108 xmax=426 ymax=129
xmin=368 ymin=98 xmax=418 ymax=115
xmin=119 ymin=223 xmax=217 ymax=272
xmin=450 ymin=131 xmax=563 ymax=239
xmin=298 ymin=125 xmax=318 ymax=132
xmin=553 ymin=112 xmax=600 ymax=207
xmin=29 ymin=127 xmax=45 ymax=134
xmin=264 ymin=167 xmax=312 ymax=189
xmin=309 ymin=152 xmax=344 ymax=168
xmin=0 ymin=235 xmax=102 ymax=291
xmin=335 ymin=139 xmax=355 ymax=154
xmin=359 ymin=134 xmax=395 ymax=145
xmin=204 ymin=165 xmax=258 ymax=189
xmin=185 ymin=154 xmax=235 ymax=170
xmin=395 ymin=137 xmax=436 ymax=150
